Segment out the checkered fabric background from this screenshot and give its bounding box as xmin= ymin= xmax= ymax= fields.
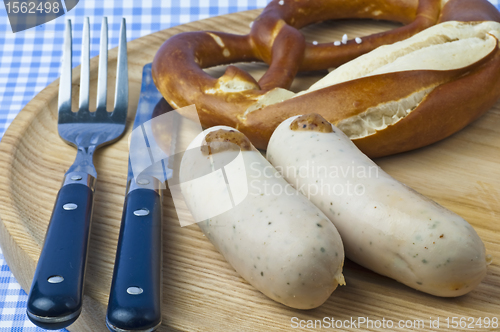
xmin=1 ymin=0 xmax=500 ymax=330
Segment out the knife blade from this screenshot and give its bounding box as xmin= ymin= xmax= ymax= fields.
xmin=106 ymin=63 xmax=172 ymax=332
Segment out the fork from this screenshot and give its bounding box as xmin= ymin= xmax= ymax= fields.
xmin=26 ymin=17 xmax=128 ymax=330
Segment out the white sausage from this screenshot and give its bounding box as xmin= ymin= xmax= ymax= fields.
xmin=179 ymin=126 xmax=345 ymax=309
xmin=266 ymin=114 xmax=490 ymax=297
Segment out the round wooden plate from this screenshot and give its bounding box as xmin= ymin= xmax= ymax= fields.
xmin=1 ymin=9 xmax=500 ymax=332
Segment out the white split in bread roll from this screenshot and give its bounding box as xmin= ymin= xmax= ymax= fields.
xmin=179 ymin=125 xmax=345 ymax=309
xmin=302 ymin=21 xmax=500 ymax=94
xmin=266 ymin=114 xmax=491 ymax=297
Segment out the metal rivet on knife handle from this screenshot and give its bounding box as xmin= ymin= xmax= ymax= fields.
xmin=137 ymin=179 xmax=150 ymax=185
xmin=133 ymin=208 xmax=150 ymax=217
xmin=126 ymin=287 xmax=143 ymax=295
xmin=47 ymin=276 xmax=64 ymax=284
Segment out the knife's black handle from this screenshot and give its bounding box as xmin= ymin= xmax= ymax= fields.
xmin=27 ymin=183 xmax=94 ymax=330
xmin=106 ymin=188 xmax=162 ymax=332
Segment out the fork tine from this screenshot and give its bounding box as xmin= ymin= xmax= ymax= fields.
xmin=79 ymin=17 xmax=90 ymax=112
xmin=113 ymin=18 xmax=128 ymax=119
xmin=96 ymin=17 xmax=108 ymax=113
xmin=58 ymin=20 xmax=72 ymax=115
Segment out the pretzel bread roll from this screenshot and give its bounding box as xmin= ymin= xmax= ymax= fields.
xmin=267 ymin=114 xmax=491 ymax=296
xmin=179 ymin=127 xmax=345 ymax=309
xmin=152 ymin=0 xmax=442 ymax=131
xmin=152 ymin=0 xmax=440 ymax=110
xmin=242 ymin=21 xmax=500 ymax=156
xmin=153 ymin=0 xmax=500 ymax=157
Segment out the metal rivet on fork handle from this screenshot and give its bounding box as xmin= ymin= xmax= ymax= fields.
xmin=63 ymin=203 xmax=78 ymax=211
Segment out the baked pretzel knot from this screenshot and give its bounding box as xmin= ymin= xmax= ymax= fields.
xmin=152 ymin=0 xmax=500 ymax=157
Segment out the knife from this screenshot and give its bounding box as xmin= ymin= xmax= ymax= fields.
xmin=106 ymin=63 xmax=172 ymax=332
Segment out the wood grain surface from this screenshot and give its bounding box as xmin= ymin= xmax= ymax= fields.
xmin=1 ymin=9 xmax=500 ymax=332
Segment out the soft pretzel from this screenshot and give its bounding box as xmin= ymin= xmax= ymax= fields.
xmin=152 ymin=0 xmax=500 ymax=157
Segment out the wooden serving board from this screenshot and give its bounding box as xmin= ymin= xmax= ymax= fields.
xmin=1 ymin=9 xmax=500 ymax=332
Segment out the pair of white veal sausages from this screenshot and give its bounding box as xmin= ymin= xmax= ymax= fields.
xmin=179 ymin=114 xmax=490 ymax=309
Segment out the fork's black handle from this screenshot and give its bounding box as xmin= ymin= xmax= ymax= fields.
xmin=106 ymin=188 xmax=162 ymax=332
xmin=27 ymin=183 xmax=94 ymax=330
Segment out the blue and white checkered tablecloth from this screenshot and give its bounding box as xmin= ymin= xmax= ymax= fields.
xmin=0 ymin=1 xmax=270 ymax=330
xmin=1 ymin=0 xmax=500 ymax=331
